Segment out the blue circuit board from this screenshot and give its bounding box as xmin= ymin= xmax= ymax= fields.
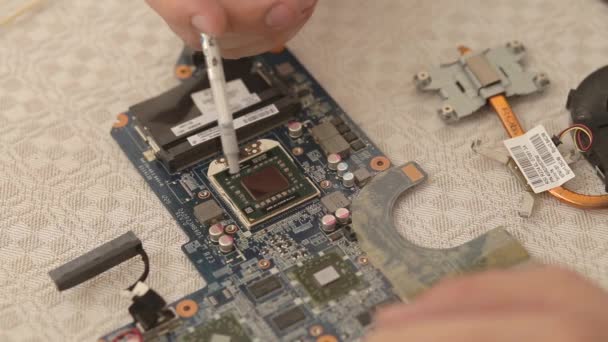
xmin=102 ymin=49 xmax=399 ymax=342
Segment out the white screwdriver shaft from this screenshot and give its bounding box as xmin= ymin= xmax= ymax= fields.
xmin=201 ymin=33 xmax=240 ymax=174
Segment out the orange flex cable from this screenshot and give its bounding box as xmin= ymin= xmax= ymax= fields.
xmin=459 ymin=46 xmax=608 ymax=209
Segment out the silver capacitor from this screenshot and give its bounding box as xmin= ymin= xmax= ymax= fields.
xmin=321 ymin=214 xmax=337 ymax=233
xmin=218 ymin=235 xmax=235 ymax=253
xmin=335 ymin=208 xmax=351 ymax=225
xmin=209 ymin=223 xmax=224 ymax=243
xmin=327 ymin=154 xmax=342 ymax=171
xmin=336 ymin=162 xmax=349 ymax=178
xmin=342 ymin=172 xmax=355 ymax=188
xmin=288 ymin=121 xmax=303 ymax=139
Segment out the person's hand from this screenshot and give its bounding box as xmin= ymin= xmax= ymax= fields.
xmin=146 ymin=0 xmax=317 ymax=59
xmin=368 ymin=266 xmax=608 ymax=342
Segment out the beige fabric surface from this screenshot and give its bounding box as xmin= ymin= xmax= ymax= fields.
xmin=2 ymin=0 xmax=608 ymax=341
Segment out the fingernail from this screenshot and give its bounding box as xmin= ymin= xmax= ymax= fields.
xmin=191 ymin=15 xmax=212 ymax=33
xmin=265 ymin=4 xmax=292 ymax=28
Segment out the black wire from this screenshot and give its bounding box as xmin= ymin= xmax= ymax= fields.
xmin=127 ymin=248 xmax=150 ymax=292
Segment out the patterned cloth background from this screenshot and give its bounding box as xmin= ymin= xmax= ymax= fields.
xmin=1 ymin=0 xmax=608 ymax=341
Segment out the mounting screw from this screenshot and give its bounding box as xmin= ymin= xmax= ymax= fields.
xmin=506 ymin=40 xmax=525 ymax=54
xmin=414 ymin=71 xmax=432 ymax=88
xmin=309 ymin=325 xmax=324 ymax=337
xmin=198 ymin=190 xmax=211 ymax=200
xmin=533 ymin=73 xmax=550 ymax=89
xmin=225 ymin=224 xmax=239 ymax=235
xmin=357 ymin=255 xmax=369 ymax=265
xmin=320 ymin=180 xmax=332 ymax=189
xmin=292 ymin=147 xmax=304 ymax=156
xmin=258 ymin=259 xmax=272 ymax=270
xmin=439 ymin=105 xmax=456 ymax=120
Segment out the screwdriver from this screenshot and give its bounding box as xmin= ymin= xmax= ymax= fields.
xmin=200 ymin=33 xmax=240 ymax=174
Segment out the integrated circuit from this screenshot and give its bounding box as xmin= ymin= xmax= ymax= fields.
xmin=208 ymin=140 xmax=320 ymax=229
xmin=290 ymin=251 xmax=361 ymax=304
xmin=271 ymin=306 xmax=308 ymax=331
xmin=350 ymin=140 xmax=366 ymax=151
xmin=342 ymin=132 xmax=358 ymax=143
xmin=313 ymin=265 xmax=341 ymax=287
xmin=247 ymin=275 xmax=283 ymax=300
xmin=178 ymin=314 xmax=251 ymax=342
xmin=241 ymin=167 xmax=290 ymax=201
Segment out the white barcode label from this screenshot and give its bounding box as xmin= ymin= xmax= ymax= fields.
xmin=171 ymin=79 xmax=261 ymax=137
xmin=503 ymin=125 xmax=574 ymax=193
xmin=187 ymin=104 xmax=280 ymax=146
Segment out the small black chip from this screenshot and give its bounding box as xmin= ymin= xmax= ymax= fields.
xmin=356 ymin=312 xmax=372 ymax=327
xmin=247 ymin=275 xmax=283 ymax=299
xmin=272 ymin=306 xmax=307 ymax=331
xmin=336 ymin=124 xmax=351 ymax=134
xmin=241 ymin=166 xmax=290 ymax=201
xmin=297 ymin=89 xmax=312 ymax=98
xmin=344 ymin=226 xmax=357 ymax=242
xmin=350 ymin=140 xmax=366 ymax=151
xmin=342 ymin=132 xmax=358 ymax=143
xmin=330 ymin=117 xmax=344 ymax=126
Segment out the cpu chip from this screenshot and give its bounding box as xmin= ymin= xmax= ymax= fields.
xmin=241 ymin=166 xmax=290 ymax=201
xmin=208 ymin=140 xmax=320 ymax=229
xmin=313 ymin=266 xmax=341 ymax=287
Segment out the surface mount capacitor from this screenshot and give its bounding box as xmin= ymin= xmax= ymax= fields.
xmin=321 ymin=214 xmax=338 ymax=233
xmin=336 ymin=162 xmax=349 ymax=178
xmin=288 ymin=121 xmax=304 ymax=139
xmin=335 ymin=208 xmax=351 ymax=225
xmin=342 ymin=172 xmax=355 ymax=188
xmin=209 ymin=223 xmax=225 ymax=243
xmin=218 ymin=235 xmax=235 ymax=253
xmin=327 ymin=154 xmax=341 ymax=171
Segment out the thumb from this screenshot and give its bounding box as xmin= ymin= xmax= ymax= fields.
xmin=146 ymin=0 xmax=227 ymax=48
xmin=189 ymin=0 xmax=228 ymax=36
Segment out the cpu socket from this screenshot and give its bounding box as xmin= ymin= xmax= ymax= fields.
xmin=208 ymin=139 xmax=320 ymax=229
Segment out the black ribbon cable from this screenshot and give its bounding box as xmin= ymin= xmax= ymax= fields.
xmin=127 ymin=248 xmax=150 ymax=291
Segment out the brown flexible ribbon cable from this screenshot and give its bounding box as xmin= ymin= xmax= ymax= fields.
xmin=460 ymin=46 xmax=608 ymax=209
